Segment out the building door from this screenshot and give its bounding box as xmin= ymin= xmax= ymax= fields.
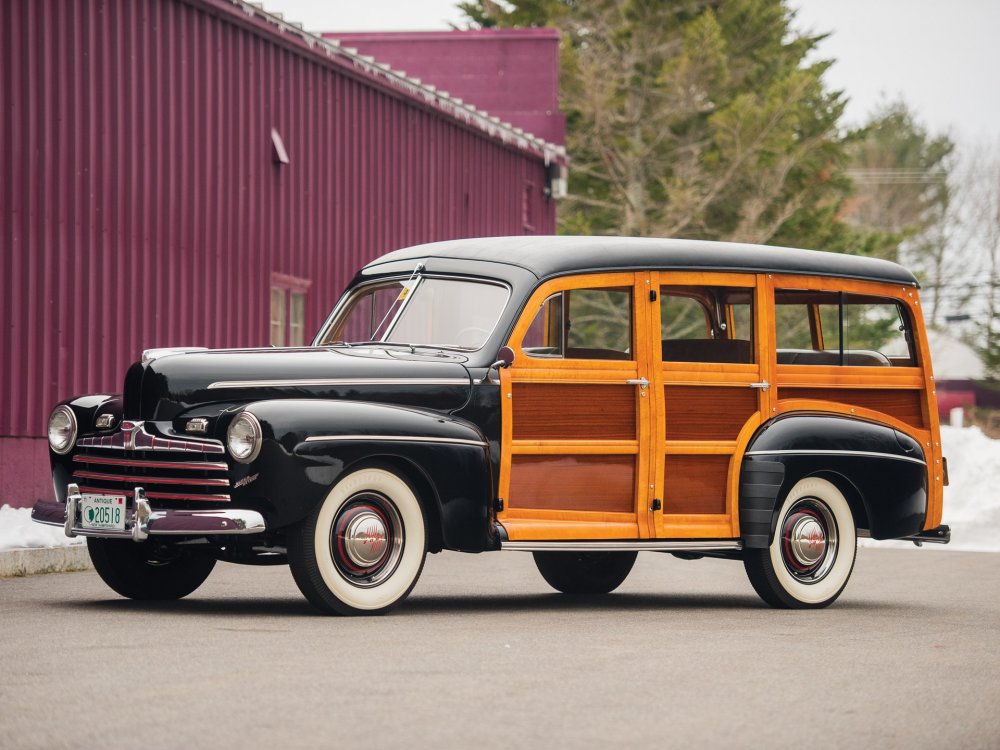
xmin=649 ymin=272 xmax=771 ymax=539
xmin=498 ymin=272 xmax=656 ymax=540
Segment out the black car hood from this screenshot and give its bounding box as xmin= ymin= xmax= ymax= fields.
xmin=132 ymin=346 xmax=473 ymax=420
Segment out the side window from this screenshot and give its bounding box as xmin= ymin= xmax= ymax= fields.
xmin=521 ymin=293 xmax=564 ymax=357
xmin=661 ymin=295 xmax=710 ymax=340
xmin=660 ymin=286 xmax=754 ymax=364
xmin=774 ymin=290 xmax=840 ymax=352
xmin=522 ymin=286 xmax=632 ymax=360
xmin=845 ymin=297 xmax=916 ymax=366
xmin=329 ymin=281 xmax=404 ymax=343
xmin=775 ymin=289 xmax=915 ymax=366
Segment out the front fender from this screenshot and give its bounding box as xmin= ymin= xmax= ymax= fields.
xmin=739 ymin=413 xmax=928 ymax=547
xmin=235 ymin=399 xmax=497 ymax=552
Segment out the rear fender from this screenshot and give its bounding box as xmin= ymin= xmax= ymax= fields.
xmin=739 ymin=413 xmax=927 ymax=548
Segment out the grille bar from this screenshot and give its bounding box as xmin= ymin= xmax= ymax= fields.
xmin=76 ymin=485 xmax=232 ymax=503
xmin=73 ymin=469 xmax=230 ymax=487
xmin=73 ymin=455 xmax=229 ymax=472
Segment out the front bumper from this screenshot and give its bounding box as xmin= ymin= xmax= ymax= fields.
xmin=32 ymin=484 xmax=267 ymax=542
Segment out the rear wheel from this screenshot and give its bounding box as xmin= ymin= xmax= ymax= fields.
xmin=744 ymin=477 xmax=857 ymax=609
xmin=288 ymin=467 xmax=427 ymax=615
xmin=533 ymin=551 xmax=637 ymax=594
xmin=87 ymin=537 xmax=216 ymax=600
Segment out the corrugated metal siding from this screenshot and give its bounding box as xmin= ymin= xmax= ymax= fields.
xmin=1 ymin=0 xmax=556 ymax=441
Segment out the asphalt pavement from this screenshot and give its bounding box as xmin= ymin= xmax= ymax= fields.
xmin=1 ymin=547 xmax=998 ymax=749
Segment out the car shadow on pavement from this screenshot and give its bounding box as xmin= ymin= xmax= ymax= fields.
xmin=53 ymin=597 xmax=318 ymax=617
xmin=397 ymin=591 xmax=916 ymax=614
xmin=47 ymin=591 xmax=920 ymax=618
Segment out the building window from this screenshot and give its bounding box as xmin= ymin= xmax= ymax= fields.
xmin=270 ymin=287 xmax=287 ymax=346
xmin=522 ymin=182 xmax=535 ymax=232
xmin=270 ymin=273 xmax=312 ymax=347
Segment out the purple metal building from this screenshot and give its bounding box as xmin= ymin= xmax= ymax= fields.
xmin=0 ymin=0 xmax=565 ymax=507
xmin=328 ymin=29 xmax=566 ymax=146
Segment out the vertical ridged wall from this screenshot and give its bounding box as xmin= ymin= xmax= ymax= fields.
xmin=1 ymin=0 xmax=556 ymax=445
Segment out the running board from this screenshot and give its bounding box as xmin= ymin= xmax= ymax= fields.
xmin=501 ymin=540 xmax=743 ymax=553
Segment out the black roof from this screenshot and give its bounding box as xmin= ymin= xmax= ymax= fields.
xmin=367 ymin=236 xmax=918 ymax=287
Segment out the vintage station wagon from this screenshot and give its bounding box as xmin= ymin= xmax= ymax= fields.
xmin=33 ymin=236 xmax=950 ymax=613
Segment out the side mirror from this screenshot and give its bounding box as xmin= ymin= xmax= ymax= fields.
xmin=486 ymin=346 xmax=515 ymax=383
xmin=493 ymin=346 xmax=515 ymax=369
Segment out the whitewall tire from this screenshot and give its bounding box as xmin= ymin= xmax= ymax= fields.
xmin=288 ymin=467 xmax=427 ymax=615
xmin=744 ymin=477 xmax=857 ymax=609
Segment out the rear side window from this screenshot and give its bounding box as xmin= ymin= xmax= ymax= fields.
xmin=660 ymin=286 xmax=754 ymax=364
xmin=775 ymin=290 xmax=916 ymax=366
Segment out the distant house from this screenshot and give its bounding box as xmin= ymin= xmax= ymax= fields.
xmin=927 ymin=330 xmax=988 ymax=418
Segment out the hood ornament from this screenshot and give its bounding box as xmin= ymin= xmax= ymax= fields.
xmin=141 ymin=347 xmax=209 ymax=365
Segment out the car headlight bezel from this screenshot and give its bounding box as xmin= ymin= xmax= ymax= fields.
xmin=48 ymin=405 xmax=78 ymax=455
xmin=227 ymin=411 xmax=262 ymax=464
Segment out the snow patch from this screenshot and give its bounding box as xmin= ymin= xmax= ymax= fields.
xmin=929 ymin=425 xmax=1000 ymax=552
xmin=0 ymin=505 xmax=84 ymax=552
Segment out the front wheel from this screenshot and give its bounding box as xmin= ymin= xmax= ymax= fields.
xmin=533 ymin=551 xmax=637 ymax=594
xmin=288 ymin=467 xmax=427 ymax=615
xmin=744 ymin=477 xmax=857 ymax=609
xmin=87 ymin=537 xmax=216 ymax=600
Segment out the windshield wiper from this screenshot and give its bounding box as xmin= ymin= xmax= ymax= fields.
xmin=348 ymin=341 xmax=419 ymax=354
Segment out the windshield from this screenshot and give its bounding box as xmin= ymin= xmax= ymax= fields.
xmin=319 ymin=277 xmax=510 ymax=350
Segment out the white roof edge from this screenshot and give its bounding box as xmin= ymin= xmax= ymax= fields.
xmin=231 ymin=0 xmax=567 ymax=160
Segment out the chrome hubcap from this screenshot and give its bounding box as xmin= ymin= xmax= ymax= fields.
xmin=780 ymin=498 xmax=838 ymax=584
xmin=343 ymin=511 xmax=389 ymax=567
xmin=788 ymin=515 xmax=826 ymax=566
xmin=330 ymin=493 xmax=404 ymax=588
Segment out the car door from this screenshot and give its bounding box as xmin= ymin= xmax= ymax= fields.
xmin=498 ymin=272 xmax=656 ymax=541
xmin=649 ymin=272 xmax=771 ymax=539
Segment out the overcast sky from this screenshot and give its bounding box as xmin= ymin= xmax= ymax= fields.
xmin=262 ymin=0 xmax=1000 ymax=145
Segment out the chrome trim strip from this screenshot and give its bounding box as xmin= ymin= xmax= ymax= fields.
xmin=207 ymin=377 xmax=470 ymax=389
xmin=73 ymin=456 xmax=230 ymax=471
xmin=744 ymin=449 xmax=926 ymax=465
xmin=76 ymin=485 xmax=232 ymax=502
xmin=501 ymin=540 xmax=743 ymax=552
xmin=303 ymin=434 xmax=488 ymax=447
xmin=72 ymin=470 xmax=231 ymax=487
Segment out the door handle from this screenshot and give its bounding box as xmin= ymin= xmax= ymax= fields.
xmin=749 ymin=380 xmax=770 ymax=391
xmin=626 ymin=378 xmax=650 ymax=388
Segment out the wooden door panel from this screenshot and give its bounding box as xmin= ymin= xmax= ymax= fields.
xmin=662 ymin=455 xmax=729 ymax=515
xmin=778 ymin=387 xmax=925 ymax=429
xmin=663 ymin=385 xmax=758 ymax=441
xmin=512 ymin=383 xmax=636 ymax=440
xmin=509 ymin=455 xmax=636 ymax=513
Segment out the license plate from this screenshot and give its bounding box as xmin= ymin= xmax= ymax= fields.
xmin=80 ymin=493 xmax=127 ymax=530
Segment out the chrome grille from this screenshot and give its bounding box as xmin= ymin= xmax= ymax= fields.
xmin=72 ymin=451 xmax=231 ymax=503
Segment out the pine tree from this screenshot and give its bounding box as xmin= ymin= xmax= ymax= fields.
xmin=459 ymin=0 xmax=896 ymax=256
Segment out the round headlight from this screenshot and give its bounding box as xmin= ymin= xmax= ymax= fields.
xmin=48 ymin=405 xmax=78 ymax=455
xmin=227 ymin=412 xmax=262 ymax=463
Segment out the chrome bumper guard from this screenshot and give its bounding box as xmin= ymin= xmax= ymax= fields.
xmin=31 ymin=484 xmax=266 ymax=542
xmin=905 ymin=524 xmax=951 ymax=546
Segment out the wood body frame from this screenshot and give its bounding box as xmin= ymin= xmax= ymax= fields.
xmin=497 ymin=270 xmax=942 ymax=543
